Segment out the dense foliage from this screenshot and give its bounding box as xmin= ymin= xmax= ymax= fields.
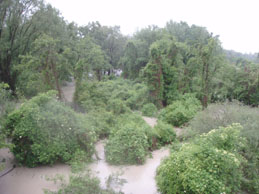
xmin=105 ymin=113 xmax=151 ymax=165
xmin=4 ymin=91 xmax=96 ymax=167
xmin=74 ymin=79 xmax=150 ymax=112
xmin=141 ymin=103 xmax=157 ymax=117
xmin=84 ymin=110 xmax=116 ymax=138
xmin=186 ymin=102 xmax=259 ymax=193
xmin=156 ymin=124 xmax=245 ymax=194
xmin=0 ymin=1 xmax=258 ymax=193
xmin=158 ymin=94 xmax=202 ymax=126
xmin=153 ymin=121 xmax=176 ymax=146
xmin=0 ymin=83 xmax=15 ymax=149
xmin=45 ymin=172 xmax=123 ymax=194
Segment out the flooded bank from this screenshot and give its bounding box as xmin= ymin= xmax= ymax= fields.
xmin=0 ymin=141 xmax=169 ymax=194
xmin=90 ymin=140 xmax=169 ymax=194
xmin=0 ymin=149 xmax=71 ymax=194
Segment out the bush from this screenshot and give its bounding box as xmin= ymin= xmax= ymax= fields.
xmin=154 ymin=121 xmax=176 ymax=146
xmin=104 ymin=113 xmax=154 ymax=165
xmin=74 ymin=79 xmax=150 ymax=112
xmin=45 ymin=172 xmax=123 ymax=194
xmin=112 ymin=113 xmax=156 ymax=149
xmin=187 ymin=101 xmax=259 ymax=193
xmin=106 ymin=99 xmax=131 ymax=115
xmin=158 ymin=94 xmax=201 ymax=126
xmin=156 ymin=124 xmax=244 ymax=194
xmin=105 ymin=122 xmax=149 ymax=165
xmin=0 ymin=83 xmax=15 ymax=149
xmin=141 ymin=103 xmax=157 ymax=117
xmin=4 ymin=91 xmax=96 ymax=167
xmin=84 ymin=110 xmax=116 ymax=138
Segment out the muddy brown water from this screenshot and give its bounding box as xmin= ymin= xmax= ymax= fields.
xmin=0 ymin=142 xmax=169 ymax=194
xmin=90 ymin=141 xmax=169 ymax=194
xmin=0 ymin=81 xmax=172 ymax=194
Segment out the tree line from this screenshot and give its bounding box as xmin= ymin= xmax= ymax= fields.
xmin=0 ymin=0 xmax=258 ymax=107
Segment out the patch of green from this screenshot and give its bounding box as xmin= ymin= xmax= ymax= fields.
xmin=105 ymin=120 xmax=149 ymax=165
xmin=154 ymin=121 xmax=176 ymax=146
xmin=156 ymin=124 xmax=245 ymax=194
xmin=44 ymin=171 xmax=124 ymax=194
xmin=74 ymin=79 xmax=150 ymax=112
xmin=4 ymin=91 xmax=96 ymax=167
xmin=186 ymin=101 xmax=259 ymax=193
xmin=141 ymin=103 xmax=157 ymax=117
xmin=158 ymin=93 xmax=201 ymax=126
xmin=105 ymin=113 xmax=158 ymax=165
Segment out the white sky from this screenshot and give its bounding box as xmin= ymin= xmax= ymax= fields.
xmin=45 ymin=0 xmax=259 ymax=54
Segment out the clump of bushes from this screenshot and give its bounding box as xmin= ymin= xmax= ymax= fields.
xmin=156 ymin=124 xmax=244 ymax=194
xmin=4 ymin=91 xmax=96 ymax=167
xmin=105 ymin=122 xmax=149 ymax=165
xmin=154 ymin=121 xmax=176 ymax=146
xmin=106 ymin=99 xmax=131 ymax=115
xmin=0 ymin=83 xmax=15 ymax=124
xmin=158 ymin=93 xmax=201 ymax=126
xmin=84 ymin=110 xmax=116 ymax=138
xmin=186 ymin=101 xmax=259 ymax=193
xmin=141 ymin=103 xmax=157 ymax=117
xmin=74 ymin=79 xmax=150 ymax=112
xmin=45 ymin=172 xmax=123 ymax=194
xmin=105 ymin=113 xmax=152 ymax=165
xmin=0 ymin=83 xmax=15 ymax=150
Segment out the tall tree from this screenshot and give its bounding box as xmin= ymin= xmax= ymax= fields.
xmin=0 ymin=0 xmax=41 ymax=91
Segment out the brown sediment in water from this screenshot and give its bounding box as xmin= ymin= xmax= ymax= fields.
xmin=90 ymin=141 xmax=169 ymax=194
xmin=0 ymin=81 xmax=171 ymax=194
xmin=142 ymin=116 xmax=157 ymax=128
xmin=61 ymin=79 xmax=75 ymax=103
xmin=0 ymin=148 xmax=71 ymax=194
xmin=0 ymin=142 xmax=169 ymax=194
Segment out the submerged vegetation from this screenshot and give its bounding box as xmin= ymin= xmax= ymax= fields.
xmin=4 ymin=91 xmax=96 ymax=167
xmin=0 ymin=0 xmax=258 ymax=194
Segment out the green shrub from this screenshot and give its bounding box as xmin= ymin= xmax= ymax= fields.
xmin=106 ymin=99 xmax=131 ymax=115
xmin=156 ymin=124 xmax=244 ymax=194
xmin=141 ymin=103 xmax=157 ymax=117
xmin=84 ymin=110 xmax=116 ymax=138
xmin=74 ymin=79 xmax=150 ymax=112
xmin=105 ymin=122 xmax=149 ymax=165
xmin=187 ymin=101 xmax=259 ymax=193
xmin=154 ymin=121 xmax=176 ymax=145
xmin=45 ymin=172 xmax=123 ymax=194
xmin=4 ymin=91 xmax=96 ymax=167
xmin=113 ymin=113 xmax=156 ymax=149
xmin=158 ymin=93 xmax=201 ymax=126
xmin=0 ymin=83 xmax=15 ymax=149
xmin=104 ymin=113 xmax=154 ymax=164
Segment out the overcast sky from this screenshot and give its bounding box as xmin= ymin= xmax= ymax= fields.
xmin=45 ymin=0 xmax=258 ymax=54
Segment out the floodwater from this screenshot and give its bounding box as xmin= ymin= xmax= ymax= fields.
xmin=0 ymin=142 xmax=169 ymax=194
xmin=90 ymin=141 xmax=169 ymax=194
xmin=0 ymin=149 xmax=71 ymax=194
xmin=142 ymin=116 xmax=157 ymax=128
xmin=0 ymin=81 xmax=170 ymax=194
xmin=62 ymin=79 xmax=75 ymax=102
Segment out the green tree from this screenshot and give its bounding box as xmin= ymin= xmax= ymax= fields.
xmin=0 ymin=0 xmax=42 ymax=92
xmin=17 ymin=34 xmax=70 ymax=98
